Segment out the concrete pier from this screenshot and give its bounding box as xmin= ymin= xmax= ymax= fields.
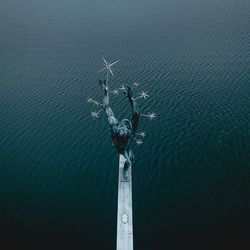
xmin=116 ymin=154 xmax=133 ymax=250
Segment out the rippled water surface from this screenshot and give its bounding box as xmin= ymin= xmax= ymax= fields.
xmin=0 ymin=0 xmax=249 ymax=249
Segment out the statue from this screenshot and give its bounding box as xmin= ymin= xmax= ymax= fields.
xmin=99 ymin=79 xmax=140 ymax=179
xmin=87 ymin=57 xmax=156 ymax=179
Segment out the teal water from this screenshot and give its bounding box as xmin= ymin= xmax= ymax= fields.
xmin=0 ymin=0 xmax=249 ymax=249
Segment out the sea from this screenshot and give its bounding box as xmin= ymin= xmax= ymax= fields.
xmin=0 ymin=0 xmax=249 ymax=249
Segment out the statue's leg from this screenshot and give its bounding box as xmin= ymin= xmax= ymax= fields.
xmin=129 ymin=149 xmax=135 ymax=163
xmin=123 ymin=151 xmax=132 ymax=180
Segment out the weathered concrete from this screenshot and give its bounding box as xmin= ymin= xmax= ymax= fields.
xmin=116 ymin=154 xmax=133 ymax=250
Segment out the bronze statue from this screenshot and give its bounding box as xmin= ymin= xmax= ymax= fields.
xmin=87 ymin=57 xmax=156 ymax=178
xmin=99 ymin=79 xmax=140 ymax=179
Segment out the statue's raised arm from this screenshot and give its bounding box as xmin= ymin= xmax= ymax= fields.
xmin=99 ymin=79 xmax=118 ymax=127
xmin=99 ymin=79 xmax=139 ymax=179
xmin=125 ymin=86 xmax=140 ymax=135
xmin=89 ymin=57 xmax=157 ymax=180
xmin=88 ymin=58 xmax=156 ymax=180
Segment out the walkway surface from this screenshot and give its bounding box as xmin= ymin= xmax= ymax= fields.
xmin=116 ymin=154 xmax=133 ymax=250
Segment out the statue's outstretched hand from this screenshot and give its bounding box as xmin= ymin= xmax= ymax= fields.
xmin=126 ymin=86 xmax=133 ymax=102
xmin=99 ymin=80 xmax=107 ymax=90
xmin=123 ymin=87 xmax=128 ymax=96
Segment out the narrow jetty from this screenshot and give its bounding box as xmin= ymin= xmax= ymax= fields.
xmin=116 ymin=154 xmax=133 ymax=250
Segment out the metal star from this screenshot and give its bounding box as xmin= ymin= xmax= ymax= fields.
xmin=139 ymin=90 xmax=149 ymax=99
xmin=141 ymin=112 xmax=157 ymax=120
xmin=111 ymin=89 xmax=119 ymax=95
xmin=91 ymin=111 xmax=100 ymax=119
xmin=133 ymin=82 xmax=140 ymax=87
xmin=98 ymin=57 xmax=120 ymax=77
xmin=136 ymin=139 xmax=143 ymax=145
xmin=148 ymin=112 xmax=157 ymax=120
xmin=138 ymin=132 xmax=146 ymax=137
xmin=87 ymin=97 xmax=102 ymax=106
xmin=87 ymin=97 xmax=93 ymax=103
xmin=119 ymin=84 xmax=126 ymax=91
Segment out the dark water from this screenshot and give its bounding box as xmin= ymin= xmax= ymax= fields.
xmin=0 ymin=0 xmax=249 ymax=249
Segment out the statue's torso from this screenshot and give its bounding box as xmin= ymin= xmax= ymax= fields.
xmin=111 ymin=123 xmax=132 ymax=154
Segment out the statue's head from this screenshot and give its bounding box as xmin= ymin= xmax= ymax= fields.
xmin=117 ymin=119 xmax=132 ymax=136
